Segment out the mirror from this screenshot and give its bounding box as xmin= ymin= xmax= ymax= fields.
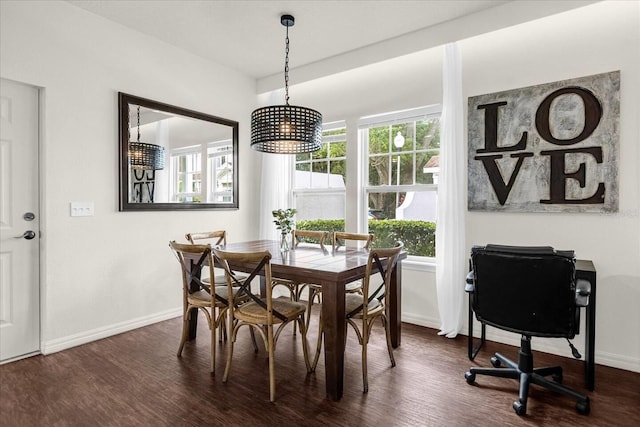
xmin=119 ymin=92 xmax=239 ymax=211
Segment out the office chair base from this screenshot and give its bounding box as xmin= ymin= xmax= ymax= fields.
xmin=465 ymin=350 xmax=591 ymax=416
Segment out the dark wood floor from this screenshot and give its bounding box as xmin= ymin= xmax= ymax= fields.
xmin=1 ymin=310 xmax=639 ymax=426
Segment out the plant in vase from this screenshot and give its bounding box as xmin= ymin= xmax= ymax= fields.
xmin=272 ymin=208 xmax=296 ymax=251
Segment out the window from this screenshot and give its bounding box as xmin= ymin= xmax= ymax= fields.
xmin=171 ymin=147 xmax=202 ymax=202
xmin=293 ymin=123 xmax=347 ymax=222
xmin=360 ymin=106 xmax=441 ymax=258
xmin=207 ymin=142 xmax=234 ymax=203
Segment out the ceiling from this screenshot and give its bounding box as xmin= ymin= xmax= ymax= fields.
xmin=66 ymin=0 xmax=510 ymax=81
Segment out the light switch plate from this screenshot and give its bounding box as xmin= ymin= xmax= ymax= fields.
xmin=70 ymin=202 xmax=94 ymax=217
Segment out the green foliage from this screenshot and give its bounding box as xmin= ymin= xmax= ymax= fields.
xmin=296 ymin=219 xmax=344 ymax=235
xmin=272 ymin=208 xmax=296 ymax=234
xmin=296 ymin=219 xmax=436 ymax=257
xmin=369 ymin=220 xmax=435 ymax=257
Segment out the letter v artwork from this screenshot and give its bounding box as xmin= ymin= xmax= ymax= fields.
xmin=467 ymin=71 xmax=619 ymax=213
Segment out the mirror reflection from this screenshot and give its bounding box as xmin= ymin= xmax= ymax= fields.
xmin=119 ymin=93 xmax=239 ymax=211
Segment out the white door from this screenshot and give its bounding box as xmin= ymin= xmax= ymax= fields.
xmin=0 ymin=78 xmax=40 ymax=362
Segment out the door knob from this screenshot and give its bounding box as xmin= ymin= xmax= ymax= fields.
xmin=14 ymin=230 xmax=36 ymax=240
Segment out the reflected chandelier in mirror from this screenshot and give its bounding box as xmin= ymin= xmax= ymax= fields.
xmin=118 ymin=92 xmax=239 ymax=211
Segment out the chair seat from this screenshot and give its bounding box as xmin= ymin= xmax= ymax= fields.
xmin=345 ymin=293 xmax=383 ymax=318
xmin=235 ymin=297 xmax=306 ymax=324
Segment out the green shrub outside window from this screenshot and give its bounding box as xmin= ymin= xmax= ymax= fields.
xmin=296 ymin=219 xmax=435 ymax=257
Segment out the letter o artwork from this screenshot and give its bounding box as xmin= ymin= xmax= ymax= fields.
xmin=535 ymin=87 xmax=603 ymax=146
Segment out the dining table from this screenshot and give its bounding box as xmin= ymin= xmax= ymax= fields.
xmin=185 ymin=239 xmax=406 ymax=401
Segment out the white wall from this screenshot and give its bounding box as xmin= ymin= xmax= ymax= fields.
xmin=0 ymin=1 xmax=260 ymax=351
xmin=287 ymin=1 xmax=640 ymax=372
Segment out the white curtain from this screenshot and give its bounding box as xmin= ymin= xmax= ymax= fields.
xmin=258 ymin=89 xmax=294 ymax=240
xmin=258 ymin=154 xmax=294 ymax=240
xmin=435 ymin=43 xmax=466 ymax=338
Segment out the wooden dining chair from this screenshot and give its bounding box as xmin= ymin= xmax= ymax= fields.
xmin=305 ymin=231 xmax=375 ymax=322
xmin=169 ymin=241 xmax=249 ymax=374
xmin=271 ymin=230 xmax=329 ymax=335
xmin=271 ymin=229 xmax=329 ymax=301
xmin=185 ymin=230 xmax=248 ymax=287
xmin=214 ymin=247 xmax=312 ymax=402
xmin=312 ymin=241 xmax=403 ymax=392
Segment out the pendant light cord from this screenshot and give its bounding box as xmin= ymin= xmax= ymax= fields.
xmin=284 ymin=24 xmax=290 ymax=106
xmin=136 ymin=105 xmax=141 ymax=142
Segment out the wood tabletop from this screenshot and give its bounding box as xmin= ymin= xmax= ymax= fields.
xmin=221 ymin=239 xmax=406 ymax=286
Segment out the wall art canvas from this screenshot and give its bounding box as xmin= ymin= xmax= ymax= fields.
xmin=468 ymin=71 xmax=619 ymax=213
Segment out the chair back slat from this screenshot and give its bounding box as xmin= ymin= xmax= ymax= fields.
xmin=333 ymin=232 xmax=374 ymax=251
xmin=292 ymin=230 xmax=329 ymax=249
xmin=185 ymin=230 xmax=227 ymax=246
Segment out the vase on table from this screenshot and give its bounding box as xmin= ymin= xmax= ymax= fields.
xmin=280 ymin=232 xmax=290 ymax=252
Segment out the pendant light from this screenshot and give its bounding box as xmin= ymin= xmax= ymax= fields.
xmin=129 ymin=105 xmax=165 ymax=170
xmin=251 ymin=14 xmax=322 ymax=154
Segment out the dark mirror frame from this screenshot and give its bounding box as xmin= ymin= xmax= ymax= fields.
xmin=118 ymin=92 xmax=239 ymax=211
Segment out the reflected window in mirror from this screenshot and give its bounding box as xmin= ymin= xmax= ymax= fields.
xmin=118 ymin=92 xmax=239 ymax=211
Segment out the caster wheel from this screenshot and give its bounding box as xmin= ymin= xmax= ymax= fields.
xmin=513 ymin=400 xmax=526 ymax=415
xmin=464 ymin=371 xmax=475 ymax=384
xmin=577 ymin=398 xmax=590 ymax=415
xmin=552 ymin=372 xmax=563 ymax=383
xmin=491 ymin=356 xmax=501 ymax=368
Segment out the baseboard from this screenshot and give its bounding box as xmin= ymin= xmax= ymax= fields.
xmin=403 ymin=318 xmax=640 ymax=373
xmin=401 ymin=313 xmax=441 ymax=330
xmin=41 ymin=307 xmax=182 ymax=355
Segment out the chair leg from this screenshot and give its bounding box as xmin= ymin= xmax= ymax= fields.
xmin=297 ymin=314 xmax=312 ymax=373
xmin=223 ymin=319 xmax=238 ymax=383
xmin=311 ymin=309 xmax=324 ymax=371
xmin=210 ymin=310 xmax=216 ymax=374
xmin=361 ymin=323 xmax=369 ymax=393
xmin=268 ymin=325 xmax=276 ymax=402
xmin=381 ymin=314 xmax=396 ymax=367
xmin=514 ymin=372 xmax=531 ymax=415
xmin=177 ymin=307 xmax=191 ymax=357
xmin=249 ymin=327 xmax=259 ymax=353
xmin=305 ymin=287 xmax=319 ymax=330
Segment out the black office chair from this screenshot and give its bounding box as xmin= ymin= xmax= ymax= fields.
xmin=464 ymin=245 xmax=591 ymax=416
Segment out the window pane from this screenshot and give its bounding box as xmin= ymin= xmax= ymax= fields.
xmin=330 ymin=140 xmax=346 ymax=158
xmin=368 ymin=126 xmax=389 ymax=155
xmin=416 ymin=118 xmax=440 ymax=150
xmin=369 ymin=155 xmax=390 ymax=186
xmin=391 ymin=123 xmax=414 ymax=153
xmin=312 ymin=161 xmax=328 ymax=174
xmin=368 ymin=190 xmax=437 ymax=257
xmin=295 ymin=192 xmax=345 ymax=221
xmin=329 ymin=159 xmax=346 ymax=185
xmin=313 ymin=145 xmax=328 ymax=160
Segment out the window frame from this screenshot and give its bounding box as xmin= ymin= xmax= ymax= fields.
xmin=359 ymin=105 xmax=442 ymax=263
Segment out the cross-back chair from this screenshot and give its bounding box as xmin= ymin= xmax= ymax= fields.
xmin=214 ymin=248 xmax=312 ymax=402
xmin=305 ymin=231 xmax=374 ymax=321
xmin=169 ymin=241 xmax=250 ymax=374
xmin=185 ymin=230 xmax=248 ymax=287
xmin=312 ymin=241 xmax=403 ymax=393
xmin=271 ymin=229 xmax=329 ymax=307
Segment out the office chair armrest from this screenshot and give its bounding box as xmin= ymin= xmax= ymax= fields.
xmin=465 ymin=271 xmax=475 ymax=292
xmin=575 ymin=279 xmax=591 ymax=307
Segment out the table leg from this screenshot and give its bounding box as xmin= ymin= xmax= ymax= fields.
xmin=321 ymin=281 xmax=346 ymax=401
xmin=389 ymin=261 xmax=402 ymax=347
